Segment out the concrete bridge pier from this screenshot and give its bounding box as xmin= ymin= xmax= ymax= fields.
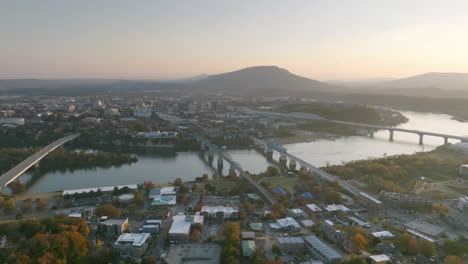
xmin=289 ymin=160 xmax=297 ymax=171
xmin=229 ymin=165 xmax=236 ymax=176
xmin=279 ymin=153 xmax=288 ymax=167
xmin=34 ymin=161 xmax=40 ymax=169
xmin=300 ymin=164 xmax=308 ymax=172
xmin=444 ymin=137 xmax=449 ymax=145
xmin=389 ymin=129 xmax=394 ymax=141
xmin=217 ymin=157 xmax=224 ymax=171
xmin=266 ymin=148 xmax=273 ymax=160
xmin=418 ymin=134 xmax=424 ymax=145
xmin=200 ymin=143 xmax=207 ymax=152
xmin=208 ymin=152 xmax=214 ymax=164
xmin=369 ymin=129 xmax=374 ymax=138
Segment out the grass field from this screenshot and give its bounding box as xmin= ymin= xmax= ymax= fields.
xmin=205 ymin=178 xmax=241 ymax=193
xmin=259 ymin=176 xmax=300 ymax=190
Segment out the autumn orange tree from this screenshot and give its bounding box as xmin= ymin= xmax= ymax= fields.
xmin=349 ymin=233 xmax=368 ymax=253
xmin=444 ymin=255 xmax=464 ymax=264
xmin=95 ymin=204 xmax=121 ymax=217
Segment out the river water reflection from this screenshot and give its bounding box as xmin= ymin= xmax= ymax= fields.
xmin=25 ymin=111 xmax=468 ymax=193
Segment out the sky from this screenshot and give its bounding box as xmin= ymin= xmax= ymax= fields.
xmin=1 ymin=0 xmax=468 ymax=80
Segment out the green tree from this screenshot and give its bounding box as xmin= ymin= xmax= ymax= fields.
xmin=340 ymin=255 xmax=366 ymax=264
xmin=420 ymin=239 xmax=436 ymax=257
xmin=141 ymin=256 xmax=157 ymax=264
xmin=21 ymin=199 xmax=33 ymax=212
xmin=2 ymin=198 xmax=16 ymax=214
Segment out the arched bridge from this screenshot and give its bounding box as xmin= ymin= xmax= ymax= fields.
xmin=0 ymin=133 xmax=80 ymax=190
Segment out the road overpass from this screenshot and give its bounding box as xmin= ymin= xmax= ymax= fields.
xmin=246 ymin=108 xmax=468 ymax=145
xmin=0 ymin=133 xmax=80 ymax=190
xmin=252 ymin=137 xmax=383 ymax=207
xmin=194 ymin=134 xmax=277 ymax=205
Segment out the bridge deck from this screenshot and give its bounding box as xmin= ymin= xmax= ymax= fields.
xmin=0 ymin=134 xmax=80 ymax=189
xmin=196 ymin=135 xmax=277 ymax=204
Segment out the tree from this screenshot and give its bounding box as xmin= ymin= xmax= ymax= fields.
xmin=266 ymin=166 xmax=279 ymax=177
xmin=141 ymin=256 xmax=157 ymax=264
xmin=444 ymin=255 xmax=464 ymax=264
xmin=2 ymin=198 xmax=16 ymax=214
xmin=95 ymin=204 xmax=121 ymax=217
xmin=395 ymin=233 xmax=412 ymax=253
xmin=134 ymin=192 xmax=144 ymax=207
xmin=244 ymin=201 xmax=255 ymax=214
xmin=441 ymin=240 xmax=468 ymax=256
xmin=408 ymin=237 xmax=421 ymax=255
xmin=349 ymin=233 xmax=368 ymax=253
xmin=174 ymin=178 xmax=183 ymax=187
xmin=127 ymin=203 xmax=137 ymax=214
xmin=191 ymin=229 xmax=201 ymax=241
xmin=250 ymin=249 xmax=267 ymax=264
xmin=271 ymin=202 xmax=285 ymax=219
xmin=340 ymin=255 xmax=366 ymax=264
xmin=202 ymin=174 xmax=209 ymax=181
xmin=21 ymin=199 xmax=33 ymax=212
xmin=36 ymin=199 xmax=48 ymax=211
xmin=212 ymin=173 xmax=220 ymax=180
xmin=420 ymin=239 xmax=436 ymax=257
xmin=8 ymin=181 xmax=26 ymax=194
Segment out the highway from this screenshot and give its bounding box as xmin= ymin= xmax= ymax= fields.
xmin=252 ymin=137 xmax=382 ymax=205
xmin=0 ymin=133 xmax=80 ymax=190
xmin=246 ymin=108 xmax=468 ymax=142
xmin=195 ymin=134 xmax=277 ymax=205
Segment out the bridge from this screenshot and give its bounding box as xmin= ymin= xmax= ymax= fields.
xmin=252 ymin=137 xmax=383 ymax=207
xmin=0 ymin=133 xmax=80 ymax=190
xmin=332 ymin=120 xmax=467 ymax=145
xmin=194 ymin=134 xmax=277 ymax=205
xmin=246 ymin=108 xmax=468 ymax=145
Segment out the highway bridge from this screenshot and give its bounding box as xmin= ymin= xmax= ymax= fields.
xmin=194 ymin=134 xmax=277 ymax=205
xmin=0 ymin=133 xmax=80 ymax=190
xmin=246 ymin=108 xmax=468 ymax=145
xmin=252 ymin=137 xmax=383 ymax=207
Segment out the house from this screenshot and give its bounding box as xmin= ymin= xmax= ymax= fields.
xmin=200 ymin=206 xmax=239 ymax=219
xmin=241 ymin=232 xmax=256 ymax=240
xmin=168 ymin=214 xmax=204 ymax=241
xmin=368 ymin=255 xmax=391 ymax=264
xmin=249 ymin=223 xmax=263 ymax=231
xmin=306 ymin=204 xmax=322 ymax=215
xmin=304 ymin=236 xmax=342 ymax=264
xmin=242 ymin=240 xmax=256 ymax=257
xmin=150 ymin=187 xmax=177 ymax=207
xmin=276 ymin=236 xmax=305 ymax=254
xmin=275 ymin=217 xmax=301 ymax=232
xmin=324 ymin=204 xmax=350 ymax=213
xmin=97 ymin=217 xmax=129 ymax=236
xmin=287 ymin=208 xmax=306 ymax=219
xmin=114 ymin=233 xmax=151 ymax=259
xmin=320 ymin=224 xmax=350 ymax=252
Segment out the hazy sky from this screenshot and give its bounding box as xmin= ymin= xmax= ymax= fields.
xmin=1 ymin=0 xmax=468 ymax=80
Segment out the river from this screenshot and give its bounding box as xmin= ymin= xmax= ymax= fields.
xmin=24 ymin=111 xmax=468 ymax=193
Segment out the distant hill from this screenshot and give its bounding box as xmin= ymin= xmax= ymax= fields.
xmin=189 ymin=66 xmax=331 ymax=94
xmin=381 ymin=72 xmax=468 ymax=90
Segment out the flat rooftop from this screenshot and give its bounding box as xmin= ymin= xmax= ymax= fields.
xmin=164 ymin=243 xmax=221 ymax=264
xmin=115 ymin=233 xmax=150 ymax=247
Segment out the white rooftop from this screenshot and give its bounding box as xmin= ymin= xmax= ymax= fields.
xmin=371 ymin=231 xmax=394 ymax=238
xmin=63 ymin=184 xmax=138 ymax=196
xmin=201 ymin=206 xmax=238 ymax=213
xmin=169 ymin=214 xmax=192 ymax=235
xmin=306 ymin=204 xmax=322 ymax=212
xmin=277 ymin=217 xmax=300 ymax=229
xmin=301 ymin=219 xmax=315 ymax=227
xmin=115 ymin=233 xmax=150 ymax=247
xmin=324 ymin=204 xmax=350 ymax=212
xmin=369 ymin=254 xmax=391 ymax=262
